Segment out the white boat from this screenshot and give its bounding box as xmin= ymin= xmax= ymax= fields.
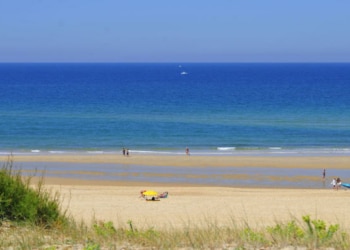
xmin=180 ymin=71 xmax=188 ymax=75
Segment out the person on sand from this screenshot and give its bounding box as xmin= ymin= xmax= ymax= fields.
xmin=336 ymin=177 xmax=342 ymax=190
xmin=140 ymin=190 xmax=146 ymax=198
xmin=186 ymin=147 xmax=190 ymax=156
xmin=158 ymin=191 xmax=168 ymax=198
xmin=331 ymin=178 xmax=337 ymax=189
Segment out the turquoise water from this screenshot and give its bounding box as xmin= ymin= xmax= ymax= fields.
xmin=1 ymin=63 xmax=350 ymax=156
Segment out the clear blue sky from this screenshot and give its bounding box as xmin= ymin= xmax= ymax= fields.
xmin=1 ymin=0 xmax=349 ymax=63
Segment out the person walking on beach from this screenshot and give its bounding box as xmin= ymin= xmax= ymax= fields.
xmin=122 ymin=147 xmax=126 ymax=156
xmin=186 ymin=147 xmax=190 ymax=156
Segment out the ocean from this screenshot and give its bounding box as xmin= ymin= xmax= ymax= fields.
xmin=1 ymin=63 xmax=350 ymax=156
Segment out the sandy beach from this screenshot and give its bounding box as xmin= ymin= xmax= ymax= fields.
xmin=51 ymin=184 xmax=350 ymax=231
xmin=4 ymin=154 xmax=350 ymax=230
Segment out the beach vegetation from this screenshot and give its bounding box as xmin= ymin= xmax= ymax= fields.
xmin=240 ymin=227 xmax=268 ymax=248
xmin=267 ymin=220 xmax=305 ymax=245
xmin=84 ymin=242 xmax=101 ymax=250
xmin=302 ymin=215 xmax=340 ymax=248
xmin=1 ymin=213 xmax=350 ymax=249
xmin=0 ymin=156 xmax=67 ymax=227
xmin=1 ymin=157 xmax=350 ymax=249
xmin=93 ymin=221 xmax=116 ymax=237
xmin=267 ymin=215 xmax=342 ymax=249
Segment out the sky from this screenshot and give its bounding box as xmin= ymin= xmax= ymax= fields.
xmin=1 ymin=0 xmax=349 ymax=63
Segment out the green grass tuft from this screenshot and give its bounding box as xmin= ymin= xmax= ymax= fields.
xmin=0 ymin=156 xmax=67 ymax=227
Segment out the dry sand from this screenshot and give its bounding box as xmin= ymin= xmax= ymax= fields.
xmin=51 ymin=184 xmax=350 ymax=231
xmin=5 ymin=154 xmax=350 ymax=230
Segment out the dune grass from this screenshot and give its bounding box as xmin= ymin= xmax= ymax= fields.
xmin=1 ymin=157 xmax=350 ymax=249
xmin=0 ymin=156 xmax=67 ymax=227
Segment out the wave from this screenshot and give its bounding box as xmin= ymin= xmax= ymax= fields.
xmin=217 ymin=147 xmax=236 ymax=151
xmin=2 ymin=146 xmax=350 ymax=158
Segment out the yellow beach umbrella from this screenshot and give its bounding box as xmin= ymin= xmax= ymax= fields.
xmin=142 ymin=190 xmax=158 ymax=197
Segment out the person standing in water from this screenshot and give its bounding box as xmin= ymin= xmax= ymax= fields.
xmin=186 ymin=147 xmax=190 ymax=156
xmin=322 ymin=168 xmax=326 ymax=180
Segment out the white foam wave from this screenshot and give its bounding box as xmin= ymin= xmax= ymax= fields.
xmin=2 ymin=146 xmax=350 ymax=157
xmin=217 ymin=147 xmax=236 ymax=151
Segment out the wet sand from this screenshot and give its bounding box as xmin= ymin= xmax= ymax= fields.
xmin=5 ymin=154 xmax=350 ymax=169
xmin=8 ymin=154 xmax=350 ymax=188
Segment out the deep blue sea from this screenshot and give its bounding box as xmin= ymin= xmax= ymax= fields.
xmin=1 ymin=63 xmax=350 ymax=156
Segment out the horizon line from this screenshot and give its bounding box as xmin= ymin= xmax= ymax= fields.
xmin=1 ymin=61 xmax=350 ymax=64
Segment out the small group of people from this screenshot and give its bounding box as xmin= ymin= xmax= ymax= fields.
xmin=331 ymin=177 xmax=342 ymax=190
xmin=122 ymin=147 xmax=129 ymax=156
